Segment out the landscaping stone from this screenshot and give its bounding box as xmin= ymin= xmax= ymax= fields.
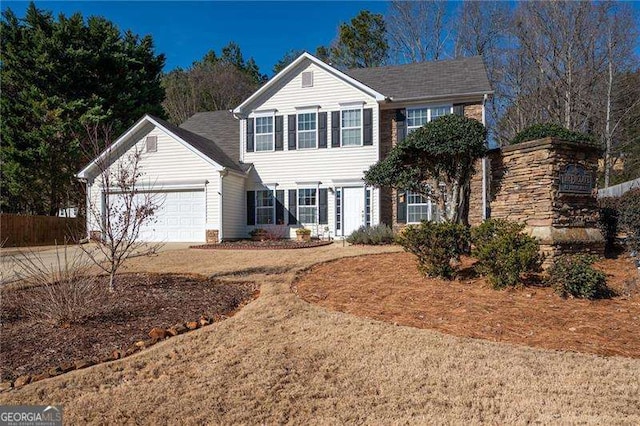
xmin=48 ymin=366 xmax=62 ymax=376
xmin=32 ymin=372 xmax=50 ymax=382
xmin=112 ymin=349 xmax=124 ymax=360
xmin=14 ymin=375 xmax=31 ymax=388
xmin=135 ymin=340 xmax=147 ymax=348
xmin=60 ymin=362 xmax=75 ymax=373
xmin=167 ymin=324 xmax=188 ymax=336
xmin=186 ymin=321 xmax=199 ymax=330
xmin=74 ymin=359 xmax=95 ymax=370
xmin=0 ymin=381 xmax=13 ymax=392
xmin=149 ymin=327 xmax=168 ymax=340
xmin=199 ymin=317 xmax=210 ymax=326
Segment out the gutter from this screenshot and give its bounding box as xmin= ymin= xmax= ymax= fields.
xmin=383 ymin=90 xmax=495 ymax=104
xmin=482 ymin=93 xmax=488 ymax=220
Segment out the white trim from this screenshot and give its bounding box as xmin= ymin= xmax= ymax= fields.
xmin=77 ymin=114 xmax=225 ymax=180
xmin=295 ymin=180 xmax=322 ymax=186
xmin=294 ymin=105 xmax=321 ymax=110
xmin=252 ymin=108 xmax=278 ymax=115
xmin=233 ymin=52 xmax=385 ymax=116
xmin=296 ymin=186 xmax=319 ymax=226
xmin=338 ymin=101 xmax=366 ymax=107
xmin=406 ymin=190 xmax=431 ymax=224
xmin=329 ymin=178 xmax=365 ymax=187
xmin=254 ymin=187 xmax=277 ymax=226
xmin=482 ymin=93 xmax=488 ymax=220
xmin=101 ymin=179 xmax=208 ymax=192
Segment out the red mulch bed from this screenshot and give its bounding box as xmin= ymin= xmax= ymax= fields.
xmin=191 ymin=240 xmax=333 ymax=250
xmin=294 ymin=252 xmax=640 ymax=358
xmin=0 ymin=274 xmax=258 ymax=381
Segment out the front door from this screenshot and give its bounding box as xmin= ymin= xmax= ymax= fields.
xmin=342 ymin=187 xmax=365 ymax=237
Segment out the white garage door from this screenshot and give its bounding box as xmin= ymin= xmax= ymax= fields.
xmin=109 ymin=189 xmax=206 ymax=242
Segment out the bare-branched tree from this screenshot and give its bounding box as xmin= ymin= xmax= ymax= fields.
xmin=81 ymin=121 xmax=163 ymax=292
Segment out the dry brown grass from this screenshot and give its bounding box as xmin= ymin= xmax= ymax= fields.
xmin=2 ymin=243 xmax=640 ymax=424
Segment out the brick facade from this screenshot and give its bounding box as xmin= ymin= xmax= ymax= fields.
xmin=380 ymin=102 xmax=486 ymax=229
xmin=206 ymin=229 xmax=219 ymax=243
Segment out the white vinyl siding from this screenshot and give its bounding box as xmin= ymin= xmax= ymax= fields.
xmin=221 ymin=172 xmax=246 ymax=240
xmin=297 ymin=112 xmax=317 ymax=149
xmin=341 ymin=108 xmax=362 ymax=146
xmin=255 ymin=115 xmax=274 ymax=151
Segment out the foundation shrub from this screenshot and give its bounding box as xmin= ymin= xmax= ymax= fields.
xmin=549 ymin=254 xmax=611 ymax=299
xmin=396 ymin=221 xmax=470 ymax=279
xmin=346 ymin=224 xmax=395 ymax=245
xmin=472 ymin=219 xmax=542 ymax=289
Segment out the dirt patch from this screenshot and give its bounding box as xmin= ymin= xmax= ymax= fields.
xmin=0 ymin=273 xmax=258 ymax=381
xmin=294 ymin=252 xmax=640 ymax=358
xmin=191 ymin=240 xmax=333 ymax=250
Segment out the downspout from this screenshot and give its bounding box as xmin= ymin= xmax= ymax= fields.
xmin=482 ymin=94 xmax=488 ymax=220
xmin=219 ymin=170 xmax=228 ymax=242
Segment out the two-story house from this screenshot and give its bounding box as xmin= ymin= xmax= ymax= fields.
xmin=78 ymin=53 xmax=492 ymax=243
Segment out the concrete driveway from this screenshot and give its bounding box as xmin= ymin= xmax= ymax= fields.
xmin=0 ymin=242 xmax=194 ymax=285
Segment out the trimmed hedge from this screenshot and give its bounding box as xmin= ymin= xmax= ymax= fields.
xmin=471 ymin=219 xmax=542 ymax=289
xmin=510 ymin=123 xmax=595 ymax=145
xmin=346 ymin=224 xmax=395 ymax=245
xmin=396 ymin=221 xmax=470 ymax=279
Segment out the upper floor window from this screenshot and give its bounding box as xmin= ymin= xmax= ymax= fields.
xmin=255 ymin=190 xmax=275 ymax=225
xmin=407 ymin=191 xmax=430 ymax=223
xmin=297 ymin=112 xmax=317 ymax=149
xmin=341 ymin=108 xmax=362 ymax=146
xmin=255 ymin=116 xmax=274 ymax=151
xmin=406 ymin=106 xmax=452 ymax=133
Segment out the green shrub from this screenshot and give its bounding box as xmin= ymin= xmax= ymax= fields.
xmin=472 ymin=219 xmax=542 ymax=289
xmin=346 ymin=224 xmax=395 ymax=245
xmin=618 ymin=188 xmax=640 ymax=252
xmin=598 ymin=197 xmax=620 ymax=252
xmin=396 ymin=221 xmax=470 ymax=279
xmin=510 ymin=123 xmax=595 ymax=146
xmin=548 ymin=255 xmax=611 ymax=299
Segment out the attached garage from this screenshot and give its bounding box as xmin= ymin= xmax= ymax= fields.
xmin=108 ymin=189 xmax=206 ymax=242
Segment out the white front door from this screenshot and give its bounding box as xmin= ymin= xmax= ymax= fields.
xmin=342 ymin=187 xmax=365 ymax=237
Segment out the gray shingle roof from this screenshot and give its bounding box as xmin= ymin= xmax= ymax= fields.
xmin=149 ymin=114 xmax=242 ymax=172
xmin=344 ymin=56 xmax=492 ymax=100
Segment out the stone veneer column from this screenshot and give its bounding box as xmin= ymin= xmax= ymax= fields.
xmin=487 ymin=137 xmax=604 ymax=267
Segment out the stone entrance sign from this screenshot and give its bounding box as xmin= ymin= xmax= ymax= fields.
xmin=559 ymin=164 xmax=594 ymax=194
xmin=487 ymin=137 xmax=604 ymax=267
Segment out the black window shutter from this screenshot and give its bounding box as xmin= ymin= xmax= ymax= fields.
xmin=288 ymin=189 xmax=297 ymax=225
xmin=331 ymin=111 xmax=340 ymax=147
xmin=246 ymin=118 xmax=254 ymax=152
xmin=288 ymin=115 xmax=297 ymax=150
xmin=453 ymin=104 xmax=465 ymax=116
xmin=318 ymin=112 xmax=327 ymax=148
xmin=246 ymin=191 xmax=255 ymax=225
xmin=275 ymin=190 xmax=285 ymax=225
xmin=363 ymin=108 xmax=373 ymax=146
xmin=395 ymin=109 xmax=406 ymax=144
xmin=396 ymin=190 xmax=406 ymax=224
xmin=319 ymin=188 xmax=328 ymax=224
xmin=275 ymin=116 xmax=284 ymax=151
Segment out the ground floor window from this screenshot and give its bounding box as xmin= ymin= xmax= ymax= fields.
xmin=255 ymin=190 xmax=275 ymax=225
xmin=298 ymin=188 xmax=317 ymax=224
xmin=336 ymin=189 xmax=342 ymax=231
xmin=407 ymin=191 xmax=430 ymax=223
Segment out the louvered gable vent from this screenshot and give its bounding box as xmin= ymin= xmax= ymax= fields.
xmin=301 ymin=71 xmax=313 ymax=88
xmin=145 ymin=135 xmax=157 ymax=152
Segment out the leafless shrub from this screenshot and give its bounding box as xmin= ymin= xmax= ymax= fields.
xmin=11 ymin=245 xmax=110 ymax=326
xmin=262 ymin=225 xmax=289 ymax=241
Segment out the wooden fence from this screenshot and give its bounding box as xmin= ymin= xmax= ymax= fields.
xmin=0 ymin=214 xmax=85 ymax=247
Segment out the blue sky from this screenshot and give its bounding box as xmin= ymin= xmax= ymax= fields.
xmin=2 ymin=1 xmax=391 ymax=75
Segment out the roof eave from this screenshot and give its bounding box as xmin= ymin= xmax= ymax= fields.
xmin=383 ymin=90 xmax=494 ymax=104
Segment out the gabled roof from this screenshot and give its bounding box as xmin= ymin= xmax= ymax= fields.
xmin=179 ymin=110 xmax=239 ymax=166
xmin=233 ymin=52 xmax=386 ymax=115
xmin=344 ymin=56 xmax=493 ymax=101
xmin=77 ymin=114 xmax=242 ymax=180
